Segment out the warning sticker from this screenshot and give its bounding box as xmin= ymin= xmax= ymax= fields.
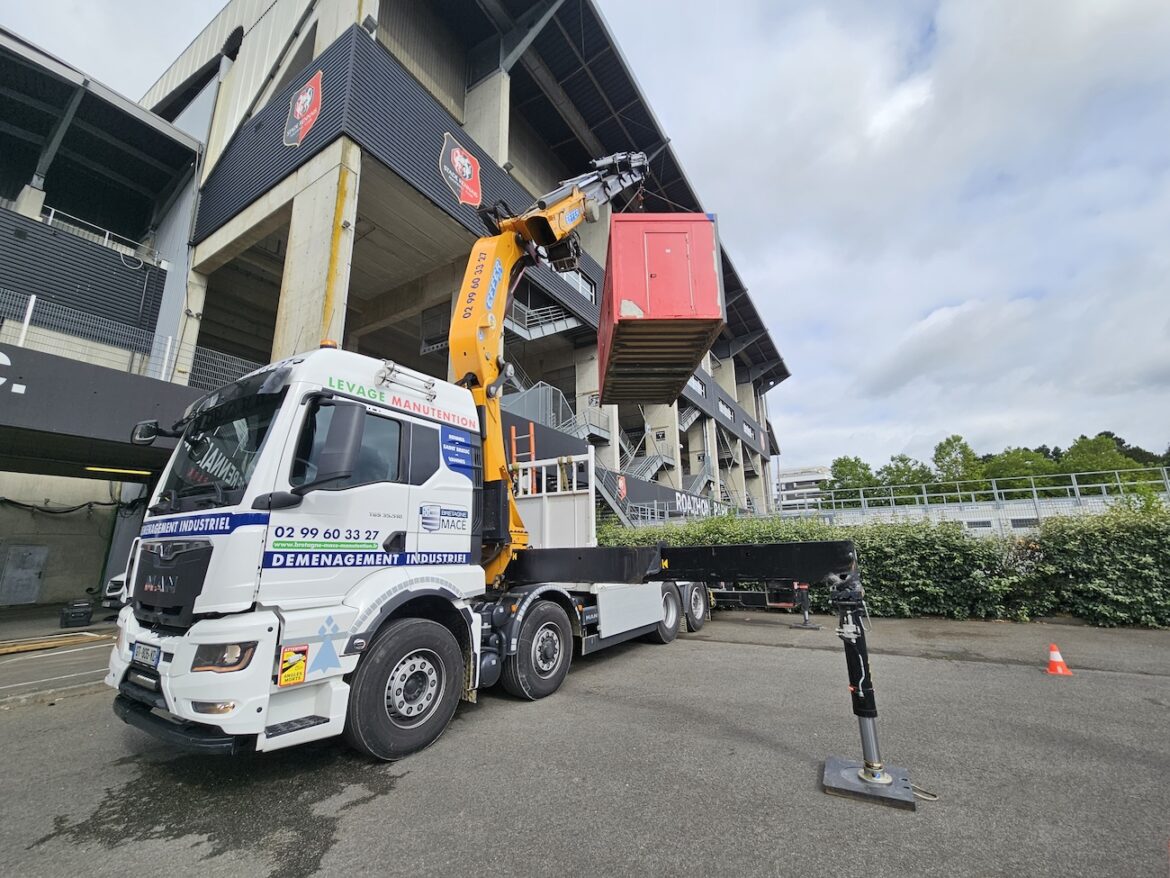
xmin=278 ymin=645 xmax=309 ymax=686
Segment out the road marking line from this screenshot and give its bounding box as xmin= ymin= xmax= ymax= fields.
xmin=0 ymin=670 xmax=108 ymax=691
xmin=0 ymin=633 xmax=114 ymax=656
xmin=0 ymin=644 xmax=113 ymax=665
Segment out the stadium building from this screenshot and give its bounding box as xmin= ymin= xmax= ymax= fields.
xmin=0 ymin=0 xmax=788 ymax=606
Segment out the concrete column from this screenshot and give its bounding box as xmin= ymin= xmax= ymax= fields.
xmin=272 ymin=139 xmax=361 ymax=360
xmin=13 ymin=184 xmax=46 ymax=220
xmin=464 ymin=69 xmax=510 ymax=166
xmin=725 ymin=434 xmax=747 ymax=508
xmin=167 ymin=270 xmax=209 ymax=386
xmin=574 ymin=344 xmax=619 ymax=469
xmin=644 ymin=402 xmax=681 ymax=490
xmin=687 ymin=416 xmax=720 ymax=500
xmin=578 ymin=202 xmax=611 ymax=267
xmin=736 ymin=381 xmax=760 ymax=423
xmin=711 ymin=353 xmax=738 ymax=396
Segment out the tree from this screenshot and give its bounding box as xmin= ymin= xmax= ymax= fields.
xmin=932 ymin=435 xmax=984 ymax=482
xmin=1095 ymin=431 xmax=1162 ymax=466
xmin=1032 ymin=444 xmax=1063 ymax=462
xmin=828 ymin=456 xmax=878 ymax=490
xmin=877 ymin=454 xmax=934 ymax=486
xmin=984 ymin=448 xmax=1057 ymax=480
xmin=1058 ymin=435 xmax=1143 ymax=474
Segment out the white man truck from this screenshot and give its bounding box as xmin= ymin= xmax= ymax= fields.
xmin=109 ymin=154 xmax=858 ymax=760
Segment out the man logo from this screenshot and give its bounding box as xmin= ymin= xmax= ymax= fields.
xmin=420 ymin=504 xmax=441 ymax=532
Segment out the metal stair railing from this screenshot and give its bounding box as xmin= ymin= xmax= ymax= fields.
xmin=506 ymin=300 xmax=582 ymax=340
xmin=678 ymin=405 xmax=701 ymax=433
xmin=594 ymin=463 xmax=633 ymax=526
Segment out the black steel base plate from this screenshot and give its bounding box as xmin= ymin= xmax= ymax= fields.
xmin=822 ymin=755 xmax=916 ymax=810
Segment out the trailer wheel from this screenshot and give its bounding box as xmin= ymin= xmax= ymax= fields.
xmin=645 ymin=583 xmax=682 ymax=644
xmin=501 ymin=600 xmax=572 ymax=700
xmin=683 ymin=583 xmax=708 ymax=632
xmin=343 ymin=617 xmax=463 ymax=761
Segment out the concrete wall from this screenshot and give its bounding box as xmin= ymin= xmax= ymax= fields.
xmin=0 ymin=473 xmax=117 ymax=606
xmin=378 ymin=0 xmax=466 ymax=121
xmin=508 ymin=111 xmax=568 ymax=197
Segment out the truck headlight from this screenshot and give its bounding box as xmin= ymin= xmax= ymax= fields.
xmin=191 ymin=642 xmax=257 ymax=673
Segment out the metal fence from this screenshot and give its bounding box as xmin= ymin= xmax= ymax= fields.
xmin=772 ymin=468 xmax=1170 ymax=535
xmin=0 ymin=288 xmax=261 ymax=391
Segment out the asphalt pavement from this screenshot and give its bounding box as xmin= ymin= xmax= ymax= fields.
xmin=1 ymin=614 xmax=1167 ymax=878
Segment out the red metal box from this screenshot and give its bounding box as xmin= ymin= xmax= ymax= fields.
xmin=598 ymin=213 xmax=726 ymax=405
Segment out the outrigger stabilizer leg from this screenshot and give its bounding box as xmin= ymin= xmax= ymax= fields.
xmin=821 ymin=572 xmax=918 ymax=809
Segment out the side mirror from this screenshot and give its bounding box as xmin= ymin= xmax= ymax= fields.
xmin=292 ymin=400 xmax=365 ymax=495
xmin=131 ymin=420 xmax=160 ymax=445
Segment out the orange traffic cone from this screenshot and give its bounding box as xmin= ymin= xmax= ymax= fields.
xmin=1046 ymin=643 xmax=1073 ymax=676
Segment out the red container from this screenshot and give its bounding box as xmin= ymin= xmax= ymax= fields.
xmin=598 ymin=213 xmax=726 ymax=405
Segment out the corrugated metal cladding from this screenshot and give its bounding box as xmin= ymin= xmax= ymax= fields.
xmin=0 ymin=208 xmax=167 ymax=345
xmin=194 ymin=26 xmax=766 ymax=454
xmin=193 ymin=33 xmax=354 ymax=243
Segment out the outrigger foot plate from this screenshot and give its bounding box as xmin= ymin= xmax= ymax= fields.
xmin=821 ymin=755 xmax=916 ymax=810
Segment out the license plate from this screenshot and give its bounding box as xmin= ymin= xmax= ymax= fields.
xmin=132 ymin=641 xmax=161 ymax=668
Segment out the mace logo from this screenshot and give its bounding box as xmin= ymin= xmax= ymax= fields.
xmin=0 ymin=351 xmax=27 ymax=394
xmin=420 ymin=504 xmax=441 ymax=532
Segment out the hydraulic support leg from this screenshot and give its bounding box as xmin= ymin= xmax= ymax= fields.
xmin=788 ymin=582 xmax=821 ymax=630
xmin=821 ymin=573 xmax=917 ymax=809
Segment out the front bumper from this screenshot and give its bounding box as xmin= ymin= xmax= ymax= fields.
xmin=107 ymin=607 xmax=280 ymax=737
xmin=113 ymin=694 xmax=252 ymax=755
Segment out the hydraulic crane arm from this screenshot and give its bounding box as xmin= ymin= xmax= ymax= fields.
xmin=448 ymin=151 xmax=648 ymax=586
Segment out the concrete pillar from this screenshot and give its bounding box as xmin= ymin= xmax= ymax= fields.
xmin=687 ymin=416 xmax=720 ymax=500
xmin=14 ymin=184 xmax=46 ymax=220
xmin=272 ymin=139 xmax=361 ymax=360
xmin=644 ymin=402 xmax=681 ymax=490
xmin=736 ymin=381 xmax=760 ymax=423
xmin=578 ymin=202 xmax=611 ymax=267
xmin=167 ymin=270 xmax=209 ymax=386
xmin=464 ymin=69 xmax=510 ymax=166
xmin=574 ymin=344 xmax=619 ymax=469
xmin=711 ymin=353 xmax=738 ymax=396
xmin=315 ymin=0 xmax=370 ymax=54
xmin=725 ymin=434 xmax=747 ymax=508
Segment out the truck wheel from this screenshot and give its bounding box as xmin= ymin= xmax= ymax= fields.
xmin=683 ymin=583 xmax=708 ymax=632
xmin=645 ymin=583 xmax=682 ymax=644
xmin=501 ymin=600 xmax=572 ymax=700
xmin=343 ymin=617 xmax=464 ymax=761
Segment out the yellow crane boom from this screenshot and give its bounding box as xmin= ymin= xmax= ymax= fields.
xmin=447 ymin=152 xmax=648 ymax=585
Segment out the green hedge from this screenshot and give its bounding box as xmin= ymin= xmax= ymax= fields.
xmin=597 ymin=506 xmax=1170 ymax=627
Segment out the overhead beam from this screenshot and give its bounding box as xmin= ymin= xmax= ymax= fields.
xmin=0 ymin=86 xmax=181 ymax=176
xmin=712 ymin=329 xmax=766 ymax=361
xmin=475 ymin=0 xmax=606 ymax=158
xmin=32 ymin=82 xmax=85 ymax=186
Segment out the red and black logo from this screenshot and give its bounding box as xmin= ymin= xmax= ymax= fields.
xmin=284 ymin=70 xmax=323 ymax=147
xmin=440 ymin=132 xmax=482 ymax=207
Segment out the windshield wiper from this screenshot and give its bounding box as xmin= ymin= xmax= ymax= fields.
xmin=149 ymin=490 xmax=177 ymax=515
xmin=177 ymin=483 xmax=227 ymax=507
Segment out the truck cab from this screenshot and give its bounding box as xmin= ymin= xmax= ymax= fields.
xmin=109 ymin=347 xmax=690 ymax=759
xmin=110 ymin=348 xmax=492 ymax=756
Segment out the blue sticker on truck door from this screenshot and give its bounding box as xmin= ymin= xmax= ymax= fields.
xmin=441 ymin=427 xmax=474 ymax=480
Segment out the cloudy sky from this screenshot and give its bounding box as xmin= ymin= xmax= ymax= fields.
xmin=4 ymin=1 xmax=1168 ymax=468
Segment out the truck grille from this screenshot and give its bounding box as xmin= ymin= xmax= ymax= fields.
xmin=132 ymin=540 xmax=212 ymax=630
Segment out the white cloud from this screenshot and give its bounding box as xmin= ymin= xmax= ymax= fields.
xmin=599 ymin=0 xmax=1170 ymax=466
xmin=2 ymin=0 xmax=1166 ymax=468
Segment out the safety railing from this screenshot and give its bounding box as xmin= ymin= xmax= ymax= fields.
xmin=41 ymin=205 xmax=156 ymax=262
xmin=0 ymin=288 xmax=261 ymax=391
xmin=782 ymin=468 xmax=1170 ymax=513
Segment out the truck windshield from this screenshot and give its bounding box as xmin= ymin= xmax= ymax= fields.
xmin=156 ymin=389 xmax=286 ymax=513
xmin=151 ymin=365 xmax=293 ymax=514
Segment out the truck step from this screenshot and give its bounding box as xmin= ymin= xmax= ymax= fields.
xmin=265 ymin=715 xmax=329 ymax=738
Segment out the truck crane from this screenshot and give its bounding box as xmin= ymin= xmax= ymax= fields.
xmin=109 ymin=153 xmax=860 ymax=765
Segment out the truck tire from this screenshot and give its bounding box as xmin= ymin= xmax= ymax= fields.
xmin=683 ymin=582 xmax=708 ymax=632
xmin=343 ymin=617 xmax=464 ymax=761
xmin=501 ymin=600 xmax=572 ymax=700
xmin=645 ymin=582 xmax=682 ymax=644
